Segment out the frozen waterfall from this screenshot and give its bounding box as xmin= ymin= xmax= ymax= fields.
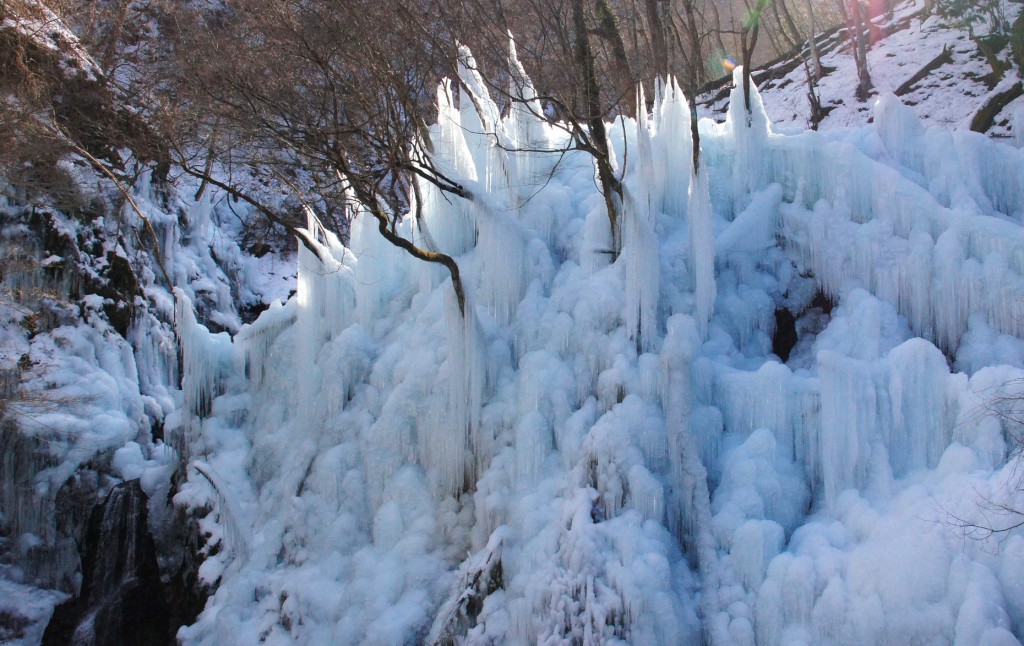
xmin=173 ymin=57 xmax=1024 ymax=646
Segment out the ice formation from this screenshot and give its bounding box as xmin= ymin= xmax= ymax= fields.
xmin=171 ymin=56 xmax=1024 ymax=646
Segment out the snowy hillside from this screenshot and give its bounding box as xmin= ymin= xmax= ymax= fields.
xmin=704 ymin=0 xmax=1024 ymax=139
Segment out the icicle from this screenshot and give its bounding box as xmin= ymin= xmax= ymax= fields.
xmin=514 ymin=411 xmax=551 ymax=481
xmin=661 ymin=314 xmax=721 ymax=639
xmin=816 ymin=350 xmax=875 ymax=505
xmin=130 ymin=311 xmax=178 ymax=407
xmin=688 ymin=158 xmax=716 ymax=339
xmin=632 ymin=81 xmax=653 ymax=212
xmin=174 ymin=289 xmax=235 ymax=417
xmin=616 ymin=91 xmax=660 ymax=349
xmin=816 ymin=336 xmax=956 ymax=504
xmin=506 ymin=35 xmax=550 ymax=205
xmin=873 ymin=93 xmax=925 ymax=173
xmin=294 ymin=207 xmax=357 ymax=423
xmin=621 ymin=190 xmax=660 ymax=351
xmin=349 ymin=207 xmax=410 ymax=325
xmin=627 ymin=463 xmax=664 ymax=523
xmin=1012 ymin=107 xmax=1024 ymax=149
xmin=438 ymin=287 xmax=487 ymax=495
xmin=662 ymin=315 xmax=699 ymax=537
xmin=457 ymin=46 xmax=516 ymax=204
xmin=457 ymin=45 xmax=502 ymax=142
xmin=475 ymin=200 xmax=526 ymax=324
xmin=653 ymin=77 xmax=665 ymax=123
xmin=886 ymin=339 xmax=952 ymax=478
xmin=725 ymin=66 xmax=771 ymax=210
xmin=435 ymin=79 xmax=477 ymax=182
xmin=731 ymin=519 xmax=785 ymax=590
xmin=233 ymin=299 xmax=295 ymax=391
xmin=192 ymin=461 xmax=250 ymax=561
xmin=654 ymin=78 xmax=693 ymax=217
xmin=417 ymin=80 xmax=478 ymax=259
xmin=713 ymin=361 xmax=819 ymax=474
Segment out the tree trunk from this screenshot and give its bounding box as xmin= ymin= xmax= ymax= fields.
xmin=572 ymin=0 xmax=623 ymax=255
xmin=742 ymin=25 xmax=758 ymax=114
xmin=771 ymin=0 xmax=801 ymax=52
xmin=682 ymin=0 xmax=706 ymax=85
xmin=593 ymin=0 xmax=636 ymax=115
xmin=741 ymin=1 xmax=764 ymax=116
xmin=682 ymin=86 xmax=701 ymax=172
xmin=805 ymin=0 xmax=823 ymax=82
xmin=843 ymin=0 xmax=874 ymax=100
xmin=645 ymin=0 xmax=669 ymax=81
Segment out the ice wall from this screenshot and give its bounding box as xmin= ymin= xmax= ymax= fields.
xmin=174 ymin=57 xmax=1024 ymax=646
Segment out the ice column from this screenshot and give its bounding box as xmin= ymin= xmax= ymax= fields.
xmin=725 ymin=66 xmax=771 ymax=211
xmin=174 ymin=289 xmax=235 ymax=417
xmin=458 ymin=46 xmax=511 ymax=199
xmin=817 ymin=339 xmax=955 ymax=504
xmin=349 ymin=207 xmax=410 ymax=325
xmin=506 ymin=36 xmax=550 ymax=206
xmin=440 ymin=289 xmax=487 ymax=495
xmin=654 ymin=77 xmax=694 ymax=218
xmin=622 ymin=94 xmax=661 ymax=350
xmin=688 ymin=159 xmax=716 ymax=338
xmin=293 ymin=209 xmax=356 ymax=423
xmin=476 ymin=200 xmax=527 ymax=325
xmin=418 ymin=80 xmax=478 ymax=258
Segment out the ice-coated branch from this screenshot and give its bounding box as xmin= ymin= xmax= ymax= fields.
xmin=333 ymin=166 xmax=467 ymax=316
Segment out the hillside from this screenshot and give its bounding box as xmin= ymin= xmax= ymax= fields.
xmin=704 ymin=0 xmax=1024 ymax=139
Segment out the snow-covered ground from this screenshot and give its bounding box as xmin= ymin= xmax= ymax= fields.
xmin=704 ymin=0 xmax=1024 ymax=140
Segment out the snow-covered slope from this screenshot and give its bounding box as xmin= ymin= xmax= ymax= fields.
xmin=171 ymin=50 xmax=1024 ymax=644
xmin=704 ymin=0 xmax=1024 ymax=140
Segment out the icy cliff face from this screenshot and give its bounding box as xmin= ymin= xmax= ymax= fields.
xmin=0 ymin=158 xmax=294 ymax=643
xmin=172 ymin=59 xmax=1024 ymax=645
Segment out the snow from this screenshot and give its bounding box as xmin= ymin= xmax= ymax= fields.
xmin=0 ymin=578 xmax=66 ymax=646
xmin=1 ymin=2 xmax=103 ymax=82
xmin=706 ymin=0 xmax=1024 ymax=141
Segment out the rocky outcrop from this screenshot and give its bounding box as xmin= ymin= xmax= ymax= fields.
xmin=43 ymin=480 xmax=168 ymax=646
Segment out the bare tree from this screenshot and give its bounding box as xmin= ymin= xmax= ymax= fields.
xmin=759 ymin=0 xmax=829 ymax=128
xmin=837 ymin=0 xmax=873 ymax=100
xmin=645 ymin=0 xmax=670 ymax=80
xmin=739 ymin=0 xmax=771 ymax=115
xmin=440 ymin=0 xmax=650 ymax=254
xmin=161 ymin=0 xmax=477 ymax=312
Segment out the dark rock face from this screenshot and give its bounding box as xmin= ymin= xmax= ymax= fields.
xmin=772 ymin=307 xmax=798 ymax=362
xmin=43 ymin=480 xmax=169 ymax=646
xmin=97 ymin=249 xmax=141 ymax=337
xmin=773 ymin=290 xmax=836 ymax=364
xmin=158 ymin=472 xmax=212 ymax=642
xmin=0 ymin=609 xmax=32 ymax=642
